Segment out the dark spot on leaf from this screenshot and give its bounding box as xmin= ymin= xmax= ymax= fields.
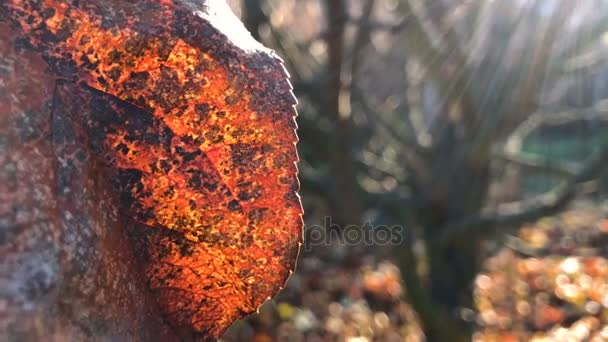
xmin=227 ymin=200 xmax=242 ymax=212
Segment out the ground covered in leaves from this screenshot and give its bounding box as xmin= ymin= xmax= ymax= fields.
xmin=222 ymin=200 xmax=608 ymax=341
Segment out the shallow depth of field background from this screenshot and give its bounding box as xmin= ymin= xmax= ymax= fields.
xmin=224 ymin=1 xmax=608 ymax=341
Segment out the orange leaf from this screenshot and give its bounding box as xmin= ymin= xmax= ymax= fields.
xmin=2 ymin=0 xmax=302 ymax=339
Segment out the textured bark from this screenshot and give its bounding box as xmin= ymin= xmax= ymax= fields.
xmin=0 ymin=21 xmax=177 ymax=341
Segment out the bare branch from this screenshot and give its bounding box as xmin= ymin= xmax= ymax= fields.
xmin=353 ymin=87 xmax=429 ymax=155
xmin=494 ymin=151 xmax=579 ymax=179
xmin=505 ymin=108 xmax=608 ymax=155
xmin=348 ymin=16 xmax=407 ymax=34
xmin=349 ymin=0 xmax=376 ymax=80
xmin=398 ymin=0 xmax=484 ymax=150
xmin=398 ymin=0 xmax=470 ymax=76
xmin=469 ymin=1 xmax=577 ymax=155
xmin=439 ymin=147 xmax=608 ymax=244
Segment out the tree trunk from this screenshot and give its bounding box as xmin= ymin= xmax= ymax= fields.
xmin=400 ymin=128 xmax=491 ymax=340
xmin=324 ymin=0 xmax=364 ymax=226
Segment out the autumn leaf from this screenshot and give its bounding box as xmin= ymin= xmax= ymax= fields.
xmin=0 ymin=0 xmax=302 ymax=340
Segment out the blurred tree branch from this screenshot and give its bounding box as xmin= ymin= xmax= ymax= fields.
xmin=470 ymin=1 xmax=576 ymax=156
xmin=440 ymin=147 xmax=608 ymax=244
xmin=495 ymin=152 xmax=579 ymax=179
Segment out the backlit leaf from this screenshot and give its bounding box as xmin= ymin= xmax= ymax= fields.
xmin=1 ymin=0 xmax=302 ymax=339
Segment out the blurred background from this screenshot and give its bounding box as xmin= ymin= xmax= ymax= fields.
xmin=223 ymin=1 xmax=608 ymax=341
